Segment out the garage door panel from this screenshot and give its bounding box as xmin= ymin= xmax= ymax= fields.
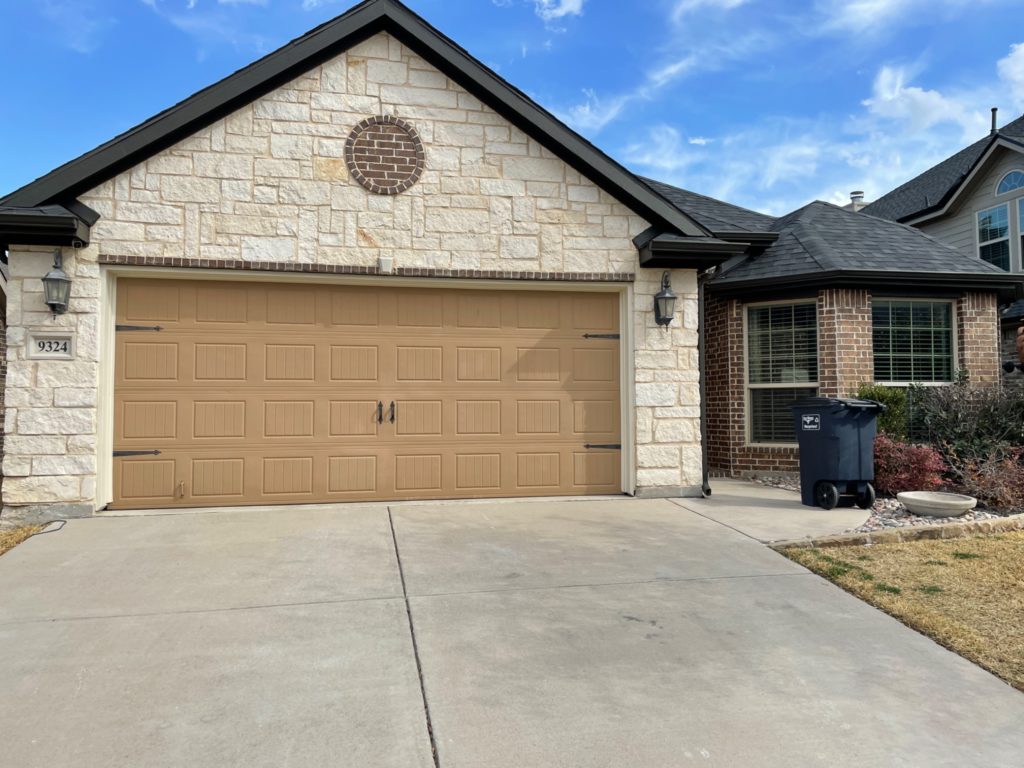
xmin=113 ymin=280 xmax=622 ymax=508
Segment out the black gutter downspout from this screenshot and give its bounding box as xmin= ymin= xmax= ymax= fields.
xmin=698 ymin=266 xmax=716 ymax=498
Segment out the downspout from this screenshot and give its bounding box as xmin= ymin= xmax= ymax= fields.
xmin=697 ymin=266 xmax=716 ymax=498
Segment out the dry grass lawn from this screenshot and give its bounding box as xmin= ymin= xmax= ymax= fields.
xmin=784 ymin=531 xmax=1024 ymax=691
xmin=0 ymin=526 xmax=42 ymax=557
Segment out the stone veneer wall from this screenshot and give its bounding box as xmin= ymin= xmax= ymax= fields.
xmin=2 ymin=31 xmax=704 ymax=520
xmin=706 ymin=288 xmax=1003 ymax=477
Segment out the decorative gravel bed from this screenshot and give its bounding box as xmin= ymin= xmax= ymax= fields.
xmin=753 ymin=476 xmax=1005 ymax=533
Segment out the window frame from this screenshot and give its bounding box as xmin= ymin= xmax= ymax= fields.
xmin=1018 ymin=197 xmax=1024 ymax=273
xmin=976 ymin=202 xmax=1012 ymax=271
xmin=995 ymin=169 xmax=1024 ymax=197
xmin=743 ymin=299 xmax=820 ymax=447
xmin=871 ymin=298 xmax=958 ymax=387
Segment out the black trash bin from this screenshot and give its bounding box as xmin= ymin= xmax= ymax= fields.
xmin=790 ymin=397 xmax=886 ymax=510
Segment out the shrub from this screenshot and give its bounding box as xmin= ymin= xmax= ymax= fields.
xmin=856 ymin=383 xmax=908 ymax=440
xmin=949 ymin=447 xmax=1024 ymax=514
xmin=873 ymin=435 xmax=947 ymax=496
xmin=913 ymin=381 xmax=1024 ymax=462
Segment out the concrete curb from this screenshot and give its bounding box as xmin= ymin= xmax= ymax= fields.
xmin=770 ymin=513 xmax=1024 ymax=550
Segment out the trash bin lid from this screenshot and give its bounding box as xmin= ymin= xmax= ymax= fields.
xmin=790 ymin=397 xmax=886 ymax=412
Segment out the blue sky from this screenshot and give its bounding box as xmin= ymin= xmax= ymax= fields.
xmin=2 ymin=0 xmax=1024 ymax=215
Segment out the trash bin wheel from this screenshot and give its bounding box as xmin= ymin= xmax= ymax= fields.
xmin=815 ymin=481 xmax=840 ymax=510
xmin=855 ymin=483 xmax=876 ymax=510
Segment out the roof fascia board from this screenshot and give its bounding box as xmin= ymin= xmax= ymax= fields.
xmin=1 ymin=0 xmax=709 ymax=238
xmin=903 ymin=136 xmax=1024 ymax=225
xmin=709 ymin=268 xmax=1024 ymax=300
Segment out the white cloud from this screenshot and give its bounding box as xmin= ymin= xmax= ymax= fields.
xmin=141 ymin=0 xmax=268 ymax=54
xmin=40 ymin=0 xmax=117 ymax=54
xmin=533 ymin=0 xmax=585 ymax=21
xmin=998 ymin=43 xmax=1024 ymax=110
xmin=862 ymin=65 xmax=987 ymax=139
xmin=562 ymin=89 xmax=630 ymax=133
xmin=671 ymin=0 xmax=747 ymax=22
xmin=623 ymin=45 xmax=1024 ymax=216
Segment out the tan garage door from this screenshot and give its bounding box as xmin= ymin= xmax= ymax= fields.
xmin=112 ymin=278 xmax=622 ymax=509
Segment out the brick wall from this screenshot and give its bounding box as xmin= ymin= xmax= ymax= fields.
xmin=817 ymin=288 xmax=873 ymax=397
xmin=706 ymin=287 xmax=1002 ymax=477
xmin=705 ymin=294 xmax=801 ymax=476
xmin=957 ymin=292 xmax=1001 ymax=385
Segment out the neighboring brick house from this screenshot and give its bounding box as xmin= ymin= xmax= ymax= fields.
xmin=647 ymin=180 xmax=1021 ymax=477
xmin=862 ymin=112 xmax=1024 ymax=384
xmin=0 ymin=0 xmax=756 ymax=523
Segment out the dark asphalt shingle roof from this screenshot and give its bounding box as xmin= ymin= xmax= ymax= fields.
xmin=861 ymin=114 xmax=1024 ymax=222
xmin=1004 ymin=299 xmax=1024 ymax=321
xmin=642 ymin=177 xmax=776 ymax=234
xmin=714 ymin=200 xmax=1009 ymax=284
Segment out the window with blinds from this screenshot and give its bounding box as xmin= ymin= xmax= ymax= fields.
xmin=872 ymin=300 xmax=954 ymax=383
xmin=746 ymin=303 xmax=818 ymax=443
xmin=977 ymin=204 xmax=1010 ymax=271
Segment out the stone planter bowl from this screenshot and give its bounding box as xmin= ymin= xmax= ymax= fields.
xmin=897 ymin=491 xmax=978 ymax=517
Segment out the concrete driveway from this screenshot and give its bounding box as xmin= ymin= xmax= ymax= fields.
xmin=1 ymin=491 xmax=1021 ymax=767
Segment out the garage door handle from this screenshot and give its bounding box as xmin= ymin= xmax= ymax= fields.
xmin=389 ymin=401 xmax=396 ymax=424
xmin=376 ymin=401 xmax=384 ymax=424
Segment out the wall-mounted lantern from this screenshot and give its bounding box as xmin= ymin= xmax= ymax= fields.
xmin=653 ymin=271 xmax=677 ymax=327
xmin=42 ymin=249 xmax=72 ymax=315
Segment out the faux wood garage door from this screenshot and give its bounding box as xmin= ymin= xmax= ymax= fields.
xmin=112 ymin=278 xmax=621 ymax=509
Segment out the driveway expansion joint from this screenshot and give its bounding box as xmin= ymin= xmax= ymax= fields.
xmin=388 ymin=506 xmax=442 ymax=768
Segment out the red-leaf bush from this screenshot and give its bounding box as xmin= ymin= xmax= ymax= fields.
xmin=873 ymin=436 xmax=947 ymax=496
xmin=950 ymin=447 xmax=1024 ymax=513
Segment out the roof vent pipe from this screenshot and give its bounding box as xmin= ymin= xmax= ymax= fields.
xmin=849 ymin=191 xmax=865 ymax=212
xmin=992 ymin=107 xmax=998 ymax=135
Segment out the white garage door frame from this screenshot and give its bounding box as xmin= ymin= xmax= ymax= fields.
xmin=96 ymin=266 xmax=637 ymax=510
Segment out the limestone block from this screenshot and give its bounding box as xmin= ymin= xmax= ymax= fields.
xmin=242 ymin=236 xmax=297 ymax=262
xmin=33 ymin=361 xmax=97 ymax=389
xmin=254 ymin=100 xmax=310 ymax=122
xmin=18 ymin=408 xmax=95 ymax=436
xmin=5 ymin=388 xmax=53 ymax=407
xmin=92 ymin=220 xmax=146 ymax=241
xmin=635 ymin=382 xmax=677 ymax=407
xmin=160 ymin=176 xmax=221 ymax=203
xmin=255 ymin=158 xmax=301 ymax=178
xmin=568 ymin=185 xmax=600 ymax=203
xmin=500 ymin=236 xmax=539 ymax=260
xmin=270 ymin=134 xmax=314 ymax=160
xmin=367 ymin=59 xmax=408 ymax=84
xmin=637 ymin=445 xmax=680 ymax=469
xmin=479 ymin=179 xmax=526 ymax=196
xmin=425 ymin=208 xmax=491 ymax=234
xmin=67 ymin=435 xmax=97 ymax=454
xmin=636 ymin=468 xmax=682 ymax=487
xmin=4 ymin=435 xmax=66 ymax=456
xmin=434 ymin=122 xmax=484 ymax=147
xmin=380 ymin=85 xmax=458 ymax=108
xmin=409 ymin=69 xmax=446 ymax=88
xmin=222 ymin=180 xmax=254 ymax=202
xmin=3 ymin=456 xmax=31 ymax=477
xmin=502 ymin=157 xmax=564 ymax=182
xmin=321 ymin=58 xmax=348 ymax=93
xmin=32 ymin=455 xmax=95 ymax=476
xmin=193 ymin=153 xmax=254 ymax=179
xmin=279 ymin=180 xmax=331 ymax=205
xmin=2 ymin=476 xmax=82 ymax=504
xmin=146 ymin=155 xmax=192 ymax=175
xmin=54 ymin=388 xmax=97 ymax=407
xmin=637 ymin=408 xmax=654 ymax=443
xmin=316 ymin=138 xmax=346 ymax=158
xmin=654 ymin=419 xmax=695 ymax=444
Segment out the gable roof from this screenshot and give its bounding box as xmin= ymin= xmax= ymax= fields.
xmin=0 ymin=0 xmax=708 ymax=239
xmin=640 ymin=177 xmax=776 ymax=234
xmin=862 ymin=114 xmax=1024 ymax=223
xmin=711 ymin=200 xmax=1023 ymax=298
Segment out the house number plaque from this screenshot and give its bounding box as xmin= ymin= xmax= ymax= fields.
xmin=27 ymin=332 xmax=76 ymax=360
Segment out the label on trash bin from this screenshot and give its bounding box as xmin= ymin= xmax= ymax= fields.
xmin=801 ymin=414 xmax=821 ymax=431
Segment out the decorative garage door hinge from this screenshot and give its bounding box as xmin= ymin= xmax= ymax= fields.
xmin=584 ymin=444 xmax=622 ymax=450
xmin=113 ymin=450 xmax=162 ymax=457
xmin=116 ymin=324 xmax=163 ymax=332
xmin=582 ymin=333 xmax=620 ymax=340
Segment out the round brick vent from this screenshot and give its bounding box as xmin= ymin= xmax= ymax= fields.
xmin=344 ymin=115 xmax=425 ymax=195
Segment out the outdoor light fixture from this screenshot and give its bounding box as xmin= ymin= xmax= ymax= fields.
xmin=42 ymin=249 xmax=72 ymax=315
xmin=653 ymin=271 xmax=677 ymax=327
